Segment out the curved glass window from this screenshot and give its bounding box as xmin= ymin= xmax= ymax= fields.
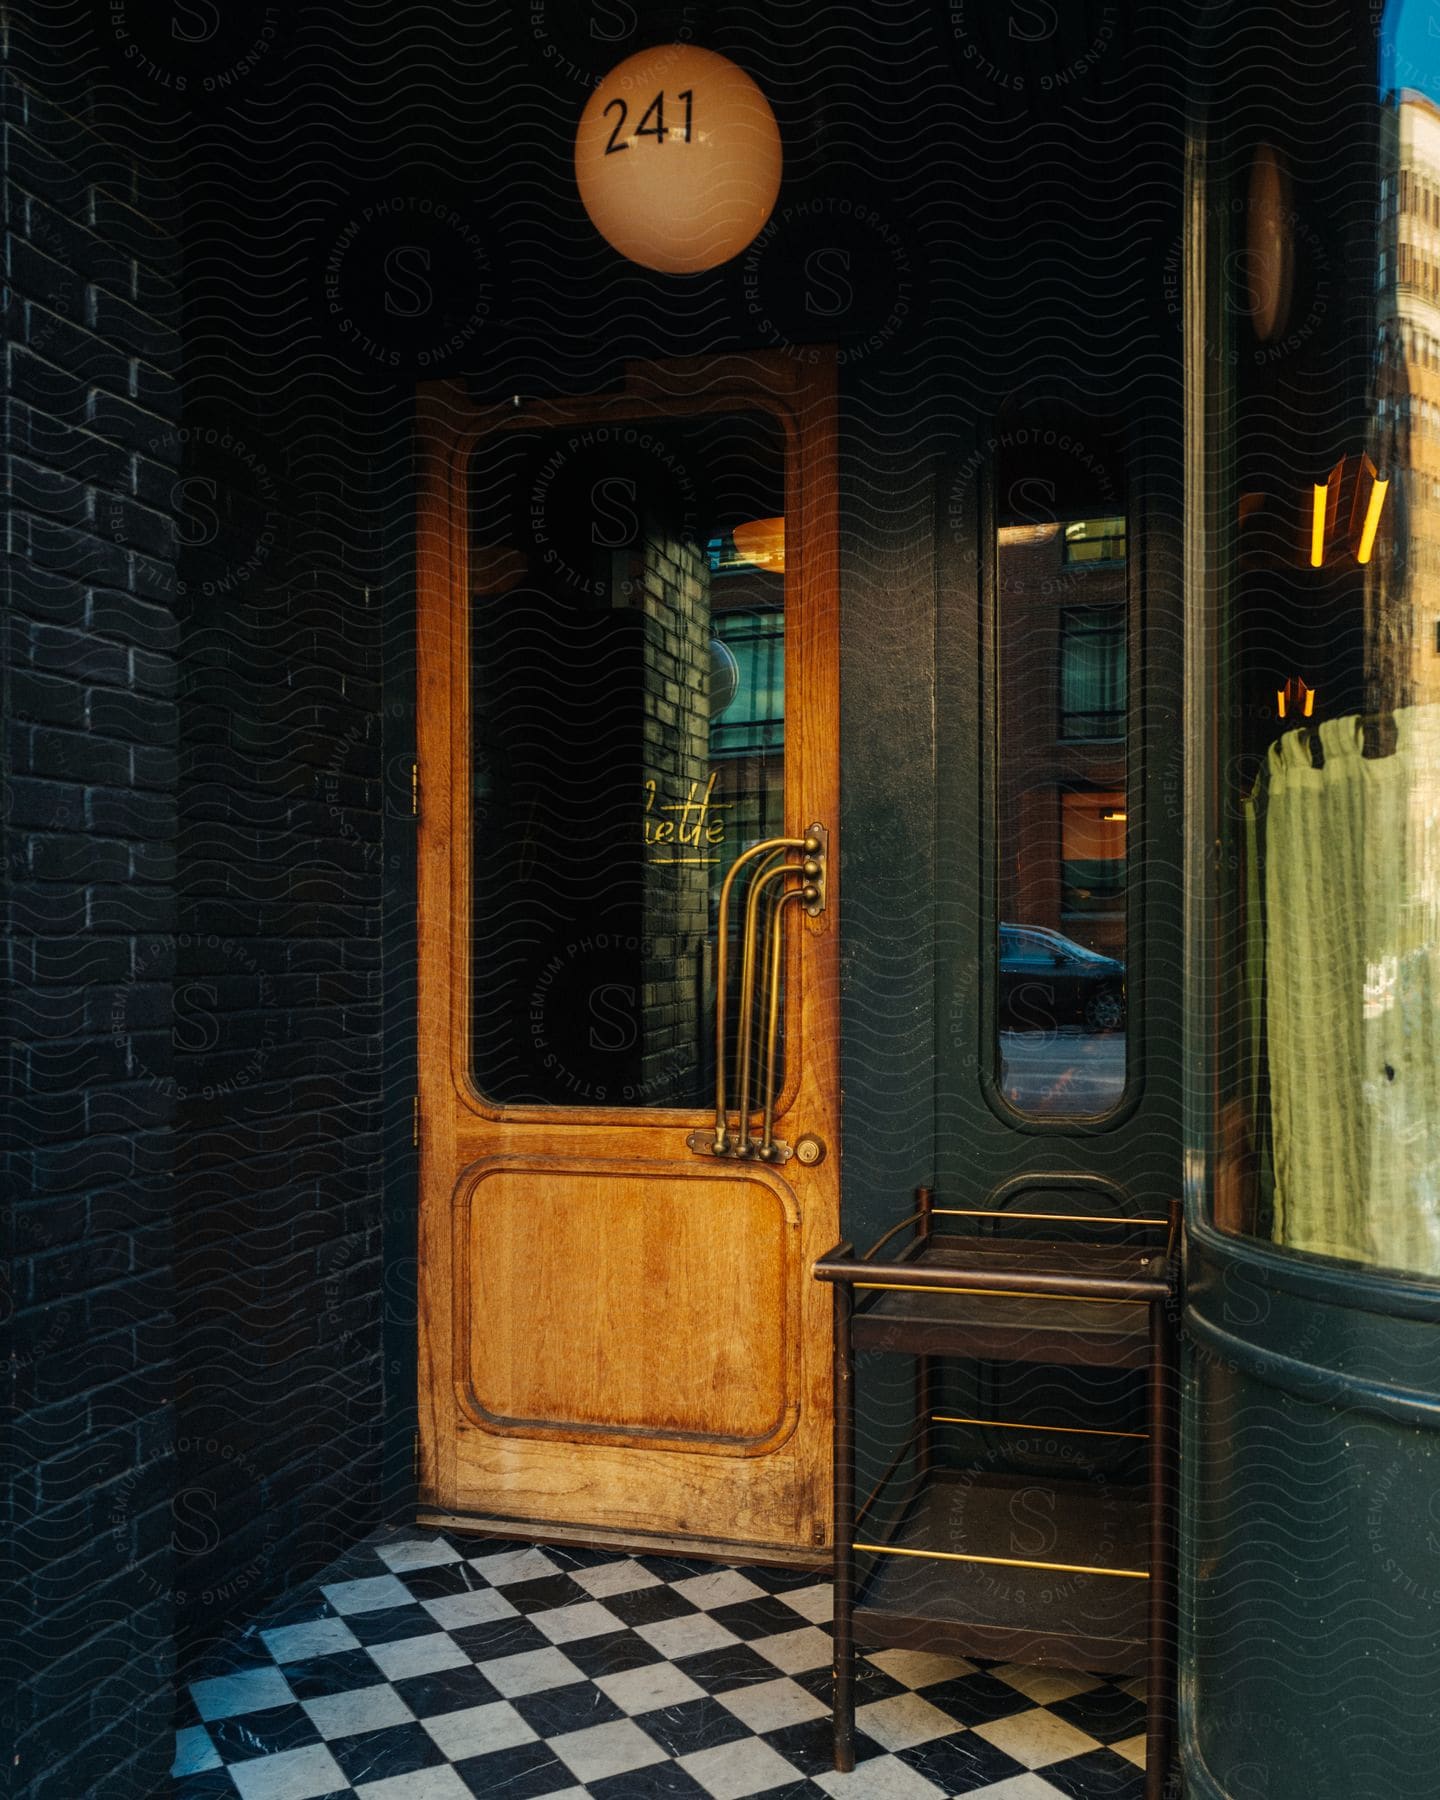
xmin=1198 ymin=0 xmax=1440 ymax=1277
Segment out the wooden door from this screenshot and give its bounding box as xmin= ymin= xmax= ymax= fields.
xmin=415 ymin=353 xmax=840 ymax=1560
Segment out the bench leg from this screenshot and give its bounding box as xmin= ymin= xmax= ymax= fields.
xmin=1145 ymin=1295 xmax=1177 ymax=1800
xmin=833 ymin=1280 xmax=855 ymax=1772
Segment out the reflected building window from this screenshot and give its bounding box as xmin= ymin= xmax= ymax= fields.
xmin=1061 ymin=792 xmax=1127 ymax=919
xmin=1059 ymin=607 xmax=1127 ymax=740
xmin=1064 ymin=515 xmax=1127 ymax=565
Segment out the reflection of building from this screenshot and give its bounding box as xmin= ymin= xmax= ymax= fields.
xmin=705 ymin=531 xmax=786 ymax=858
xmin=996 ymin=517 xmax=1128 ymax=956
xmin=1376 ymin=90 xmax=1440 ymax=706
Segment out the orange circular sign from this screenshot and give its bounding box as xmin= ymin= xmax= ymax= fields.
xmin=575 ymin=45 xmax=782 ymax=275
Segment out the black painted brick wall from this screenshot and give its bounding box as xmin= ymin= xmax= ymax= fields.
xmin=3 ymin=63 xmax=184 ymax=1800
xmin=170 ymin=400 xmax=387 ymax=1661
xmin=5 ymin=17 xmax=392 ymax=1794
xmin=161 ymin=17 xmax=391 ymax=1664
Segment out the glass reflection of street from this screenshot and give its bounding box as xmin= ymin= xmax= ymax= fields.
xmin=1000 ymin=1027 xmax=1127 ymax=1115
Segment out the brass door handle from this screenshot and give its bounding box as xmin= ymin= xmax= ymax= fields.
xmin=688 ymin=823 xmax=827 ymax=1163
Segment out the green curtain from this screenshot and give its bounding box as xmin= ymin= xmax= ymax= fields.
xmin=1257 ymin=706 xmax=1440 ymax=1273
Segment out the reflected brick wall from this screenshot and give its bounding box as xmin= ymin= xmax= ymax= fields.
xmin=995 ymin=524 xmax=1127 ymax=956
xmin=638 ymin=518 xmax=713 ymax=1105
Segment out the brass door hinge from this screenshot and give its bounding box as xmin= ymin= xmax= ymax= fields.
xmin=412 ymin=1094 xmax=420 ymax=1148
xmin=412 ymin=1431 xmax=420 ymax=1485
xmin=411 ymin=762 xmax=419 ymax=818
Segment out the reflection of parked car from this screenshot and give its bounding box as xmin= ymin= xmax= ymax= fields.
xmin=999 ymin=924 xmax=1126 ymax=1032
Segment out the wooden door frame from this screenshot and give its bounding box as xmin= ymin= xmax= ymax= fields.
xmin=414 ymin=352 xmax=840 ymax=1551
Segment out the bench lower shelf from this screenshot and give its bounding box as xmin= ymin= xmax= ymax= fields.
xmin=852 ymin=1468 xmax=1150 ymax=1677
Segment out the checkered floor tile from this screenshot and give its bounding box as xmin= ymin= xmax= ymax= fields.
xmin=172 ymin=1527 xmax=1147 ymax=1799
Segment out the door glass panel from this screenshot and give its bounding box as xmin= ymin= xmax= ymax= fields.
xmin=1201 ymin=6 xmax=1440 ymax=1277
xmin=994 ymin=489 xmax=1129 ymax=1117
xmin=468 ymin=411 xmax=786 ymax=1107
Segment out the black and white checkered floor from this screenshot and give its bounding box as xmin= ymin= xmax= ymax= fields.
xmin=172 ymin=1526 xmax=1147 ymax=1799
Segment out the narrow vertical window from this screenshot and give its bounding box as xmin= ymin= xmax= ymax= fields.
xmin=991 ymin=428 xmax=1131 ymax=1119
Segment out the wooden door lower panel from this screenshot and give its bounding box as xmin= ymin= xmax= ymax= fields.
xmin=457 ymin=1156 xmax=800 ymax=1452
xmin=431 ymin=1153 xmax=834 ymax=1554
